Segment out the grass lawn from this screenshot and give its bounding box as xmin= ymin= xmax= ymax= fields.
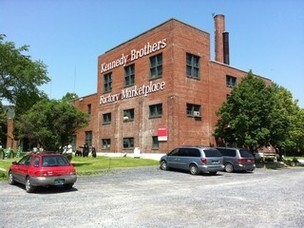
xmin=0 ymin=155 xmax=159 ymax=182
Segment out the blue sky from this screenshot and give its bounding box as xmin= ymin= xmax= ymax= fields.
xmin=1 ymin=0 xmax=304 ymax=107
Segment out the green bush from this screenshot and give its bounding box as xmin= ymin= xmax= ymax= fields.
xmin=284 ymin=157 xmax=299 ymax=166
xmin=0 ymin=170 xmax=7 ymax=181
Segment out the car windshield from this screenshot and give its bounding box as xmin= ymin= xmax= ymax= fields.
xmin=204 ymin=149 xmax=222 ymax=157
xmin=42 ymin=156 xmax=69 ymax=167
xmin=240 ymin=149 xmax=254 ymax=158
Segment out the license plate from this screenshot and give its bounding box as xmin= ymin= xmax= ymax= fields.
xmin=212 ymin=160 xmax=219 ymax=164
xmin=54 ymin=179 xmax=65 ymax=185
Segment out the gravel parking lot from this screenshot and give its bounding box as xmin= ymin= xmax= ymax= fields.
xmin=1 ymin=166 xmax=304 ymax=228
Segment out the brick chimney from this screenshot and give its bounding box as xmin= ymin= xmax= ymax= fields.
xmin=214 ymin=14 xmax=230 ymax=64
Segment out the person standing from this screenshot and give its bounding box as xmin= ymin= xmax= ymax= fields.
xmin=83 ymin=143 xmax=89 ymax=157
xmin=92 ymin=146 xmax=96 ymax=158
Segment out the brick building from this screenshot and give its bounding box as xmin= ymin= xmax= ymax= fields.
xmin=72 ymin=15 xmax=271 ymax=154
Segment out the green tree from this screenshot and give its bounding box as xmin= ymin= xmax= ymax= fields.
xmin=14 ymin=99 xmax=88 ymax=151
xmin=214 ymin=71 xmax=304 ymax=155
xmin=62 ymin=92 xmax=78 ymax=102
xmin=214 ymin=71 xmax=274 ymax=152
xmin=283 ymin=106 xmax=304 ymax=155
xmin=267 ymin=84 xmax=295 ymax=152
xmin=0 ymin=34 xmax=50 ymax=104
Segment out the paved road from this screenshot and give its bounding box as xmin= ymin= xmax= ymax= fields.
xmin=0 ymin=167 xmax=304 ymax=228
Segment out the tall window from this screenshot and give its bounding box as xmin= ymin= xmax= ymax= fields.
xmin=226 ymin=75 xmax=237 ymax=88
xmin=123 ymin=108 xmax=134 ymax=121
xmin=186 ymin=53 xmax=200 ymax=79
xmin=186 ymin=103 xmax=201 ymax=118
xmin=87 ymin=104 xmax=91 ymax=121
xmin=101 ymin=139 xmax=111 ymax=149
xmin=150 ymin=53 xmax=162 ymax=79
xmin=149 ymin=103 xmax=162 ymax=118
xmin=103 ymin=113 xmax=111 ymax=124
xmin=85 ymin=131 xmax=92 ymax=146
xmin=70 ymin=135 xmax=77 ymax=151
xmin=152 ymin=136 xmax=159 ymax=149
xmin=104 ymin=72 xmax=112 ymax=93
xmin=123 ymin=137 xmax=134 ymax=149
xmin=124 ymin=64 xmax=135 ymax=87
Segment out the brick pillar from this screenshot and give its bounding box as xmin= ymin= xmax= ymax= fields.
xmin=214 ymin=14 xmax=225 ymax=63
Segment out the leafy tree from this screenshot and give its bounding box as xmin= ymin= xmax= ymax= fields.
xmin=214 ymin=71 xmax=304 ymax=155
xmin=267 ymin=84 xmax=295 ymax=153
xmin=62 ymin=92 xmax=78 ymax=102
xmin=0 ymin=34 xmax=50 ymax=104
xmin=283 ymin=106 xmax=304 ymax=155
xmin=214 ymin=71 xmax=274 ymax=152
xmin=14 ymin=99 xmax=88 ymax=151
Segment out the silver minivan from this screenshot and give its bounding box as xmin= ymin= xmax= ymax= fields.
xmin=159 ymin=146 xmax=224 ymax=175
xmin=216 ymin=147 xmax=256 ymax=173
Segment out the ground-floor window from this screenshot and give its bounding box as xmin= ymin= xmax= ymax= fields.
xmin=85 ymin=131 xmax=92 ymax=146
xmin=123 ymin=137 xmax=134 ymax=149
xmin=70 ymin=135 xmax=77 ymax=151
xmin=101 ymin=139 xmax=111 ymax=149
xmin=152 ymin=136 xmax=159 ymax=149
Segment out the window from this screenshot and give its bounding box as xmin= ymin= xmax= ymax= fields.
xmin=104 ymin=72 xmax=112 ymax=92
xmin=19 ymin=155 xmax=31 ymax=165
xmin=33 ymin=157 xmax=40 ymax=167
xmin=204 ymin=149 xmax=223 ymax=157
xmin=123 ymin=137 xmax=134 ymax=149
xmin=125 ymin=64 xmax=135 ymax=87
xmin=123 ymin=109 xmax=134 ymax=121
xmin=85 ymin=131 xmax=92 ymax=146
xmin=103 ymin=113 xmax=111 ymax=124
xmin=101 ymin=139 xmax=111 ymax=149
xmin=70 ymin=135 xmax=77 ymax=152
xmin=186 ymin=53 xmax=200 ymax=79
xmin=226 ymin=75 xmax=237 ymax=88
xmin=150 ymin=53 xmax=162 ymax=79
xmin=169 ymin=148 xmax=179 ymax=156
xmin=186 ymin=103 xmax=201 ymax=118
xmin=149 ymin=103 xmax=162 ymax=118
xmin=152 ymin=136 xmax=159 ymax=149
xmin=87 ymin=104 xmax=91 ymax=121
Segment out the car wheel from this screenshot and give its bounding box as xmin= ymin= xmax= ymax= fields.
xmin=160 ymin=160 xmax=168 ymax=170
xmin=225 ymin=163 xmax=234 ymax=173
xmin=209 ymin=171 xmax=217 ymax=175
xmin=8 ymin=171 xmax=15 ymax=185
xmin=189 ymin=164 xmax=199 ymax=175
xmin=25 ymin=177 xmax=36 ymax=193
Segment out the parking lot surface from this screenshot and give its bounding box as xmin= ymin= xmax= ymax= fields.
xmin=1 ymin=166 xmax=304 ymax=228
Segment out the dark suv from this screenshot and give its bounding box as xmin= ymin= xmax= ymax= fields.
xmin=216 ymin=147 xmax=255 ymax=173
xmin=159 ymin=146 xmax=224 ymax=175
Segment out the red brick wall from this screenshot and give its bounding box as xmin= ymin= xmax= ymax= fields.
xmin=73 ymin=18 xmax=271 ymax=154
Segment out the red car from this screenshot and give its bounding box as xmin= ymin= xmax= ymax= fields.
xmin=8 ymin=152 xmax=77 ymax=193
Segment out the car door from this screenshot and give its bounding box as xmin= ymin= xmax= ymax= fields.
xmin=177 ymin=148 xmax=191 ymax=170
xmin=165 ymin=148 xmax=180 ymax=169
xmin=14 ymin=155 xmax=32 ymax=184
